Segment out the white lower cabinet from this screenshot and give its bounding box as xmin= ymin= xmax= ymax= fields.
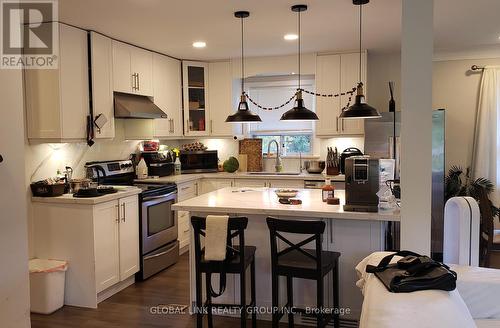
xmin=200 ymin=178 xmax=234 ymax=194
xmin=33 ymin=194 xmax=140 ymax=308
xmin=94 ymin=195 xmax=139 ymax=292
xmin=233 ymin=179 xmax=267 ymax=188
xmin=267 ymin=179 xmax=304 ymax=189
xmin=176 ymin=180 xmax=200 ymax=253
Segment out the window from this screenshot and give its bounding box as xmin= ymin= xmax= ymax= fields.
xmin=246 ymin=75 xmax=315 ymax=156
xmin=259 ymin=134 xmax=312 ymax=156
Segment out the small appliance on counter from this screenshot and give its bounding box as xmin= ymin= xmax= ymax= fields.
xmin=141 ymin=151 xmax=174 ymax=177
xmin=340 ymin=147 xmax=363 ymax=174
xmin=344 ymin=156 xmax=380 ymax=212
xmin=180 ymin=150 xmax=218 ymax=173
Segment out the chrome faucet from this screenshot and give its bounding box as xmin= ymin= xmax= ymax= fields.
xmin=267 ymin=139 xmax=283 ymax=172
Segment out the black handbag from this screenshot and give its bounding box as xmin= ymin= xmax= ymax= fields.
xmin=366 ymin=250 xmax=458 ymax=293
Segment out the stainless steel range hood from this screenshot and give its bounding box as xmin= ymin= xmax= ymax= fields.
xmin=114 ymin=92 xmax=167 ymax=119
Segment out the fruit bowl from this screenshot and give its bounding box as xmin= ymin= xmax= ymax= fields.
xmin=275 ymin=189 xmax=299 ymax=199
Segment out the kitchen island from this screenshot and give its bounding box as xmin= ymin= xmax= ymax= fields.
xmin=173 ymin=187 xmax=400 ymax=323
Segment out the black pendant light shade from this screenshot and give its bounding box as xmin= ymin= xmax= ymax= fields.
xmin=225 ymin=11 xmax=262 ymax=123
xmin=340 ymin=0 xmax=380 ymax=119
xmin=281 ymin=90 xmax=319 ymax=121
xmin=340 ymin=83 xmax=381 ymax=119
xmin=281 ymin=5 xmax=318 ymax=121
xmin=226 ymin=95 xmax=262 ymax=122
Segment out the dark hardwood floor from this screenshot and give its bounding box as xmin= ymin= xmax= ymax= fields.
xmin=31 ymin=253 xmax=296 ymax=328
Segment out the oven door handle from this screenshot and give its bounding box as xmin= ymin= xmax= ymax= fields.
xmin=142 ymin=193 xmax=177 ymax=201
xmin=143 ymin=244 xmax=177 ymax=261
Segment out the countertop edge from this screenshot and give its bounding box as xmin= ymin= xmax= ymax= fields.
xmin=171 ymin=204 xmax=400 ymax=222
xmin=31 ymin=188 xmax=142 ymax=205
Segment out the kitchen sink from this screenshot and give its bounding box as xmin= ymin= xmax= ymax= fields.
xmin=247 ymin=172 xmax=301 ymax=176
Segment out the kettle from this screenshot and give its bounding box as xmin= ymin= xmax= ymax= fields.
xmin=340 ymin=147 xmax=363 ymax=174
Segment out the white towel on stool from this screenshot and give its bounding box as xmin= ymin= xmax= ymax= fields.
xmin=204 ymin=215 xmax=229 ymax=261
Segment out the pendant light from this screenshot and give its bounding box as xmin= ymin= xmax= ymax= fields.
xmin=226 ymin=11 xmax=262 ymax=123
xmin=340 ymin=0 xmax=381 ymax=119
xmin=280 ymin=5 xmax=319 ymax=121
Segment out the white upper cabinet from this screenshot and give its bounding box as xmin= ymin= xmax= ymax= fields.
xmin=112 ymin=41 xmax=153 ymax=96
xmin=315 ymin=51 xmax=367 ymax=137
xmin=315 ymin=54 xmax=341 ymax=136
xmin=339 ymin=52 xmax=366 ymax=135
xmin=24 ymin=23 xmax=89 ymax=142
xmin=152 ymin=54 xmax=183 ymax=138
xmin=208 ymin=61 xmax=239 ymax=137
xmin=90 ymin=32 xmax=115 ymax=139
xmin=182 ymin=61 xmax=209 ymax=137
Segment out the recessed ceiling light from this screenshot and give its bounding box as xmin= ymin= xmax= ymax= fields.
xmin=284 ymin=34 xmax=298 ymax=41
xmin=192 ymin=41 xmax=206 ymax=48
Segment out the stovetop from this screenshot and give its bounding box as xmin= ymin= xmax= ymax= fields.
xmin=134 ymin=182 xmax=177 ymax=197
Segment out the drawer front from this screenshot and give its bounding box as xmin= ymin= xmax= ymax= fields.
xmin=177 ymin=181 xmax=198 ymax=201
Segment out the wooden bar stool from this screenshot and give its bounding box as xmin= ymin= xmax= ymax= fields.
xmin=266 ymin=217 xmax=340 ymax=328
xmin=191 ymin=216 xmax=257 ymax=328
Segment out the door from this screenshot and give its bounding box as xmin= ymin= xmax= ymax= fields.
xmin=112 ymin=40 xmax=132 ymax=93
xmin=131 ymin=47 xmax=153 ymax=96
xmin=94 ymin=200 xmax=120 ymax=292
xmin=339 ymin=52 xmax=366 ymax=135
xmin=208 ymin=61 xmax=233 ymax=136
xmin=152 ymin=53 xmax=183 ymax=138
xmin=90 ymin=32 xmax=115 ymax=139
xmin=0 ymin=68 xmax=30 ymax=326
xmin=183 ymin=61 xmax=209 ymax=136
xmin=118 ymin=195 xmax=140 ymax=281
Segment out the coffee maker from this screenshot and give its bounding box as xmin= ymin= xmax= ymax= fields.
xmin=344 ymin=156 xmax=380 ymax=212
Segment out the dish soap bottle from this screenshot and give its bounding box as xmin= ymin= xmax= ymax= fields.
xmin=136 ymin=158 xmax=148 ymax=179
xmin=173 ymin=148 xmax=181 ymax=175
xmin=322 ymin=178 xmax=334 ymax=202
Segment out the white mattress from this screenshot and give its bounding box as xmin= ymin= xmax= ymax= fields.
xmin=451 ymin=265 xmax=500 ymax=320
xmin=356 ymin=252 xmax=477 ymax=328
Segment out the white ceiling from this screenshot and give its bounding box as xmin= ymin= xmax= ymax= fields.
xmin=59 ymin=0 xmax=500 ymax=61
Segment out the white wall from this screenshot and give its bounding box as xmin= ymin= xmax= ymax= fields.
xmin=368 ymin=51 xmax=500 ymax=172
xmin=0 ymin=69 xmax=31 ymax=327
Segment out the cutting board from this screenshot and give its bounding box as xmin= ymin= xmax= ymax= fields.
xmin=239 ymin=139 xmax=262 ymax=172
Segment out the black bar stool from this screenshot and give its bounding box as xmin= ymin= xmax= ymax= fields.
xmin=266 ymin=217 xmax=340 ymax=328
xmin=191 ymin=216 xmax=257 ymax=328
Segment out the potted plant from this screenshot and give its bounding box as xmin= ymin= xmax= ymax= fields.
xmin=445 ymin=165 xmax=500 ymax=219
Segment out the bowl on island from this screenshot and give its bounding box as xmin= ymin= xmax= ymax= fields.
xmin=275 ymin=189 xmax=299 ymax=199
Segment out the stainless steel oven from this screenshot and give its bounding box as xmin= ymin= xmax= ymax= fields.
xmin=137 ymin=183 xmax=179 ymax=280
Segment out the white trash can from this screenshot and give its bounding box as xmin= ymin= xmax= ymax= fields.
xmin=29 ymin=259 xmax=68 ymax=314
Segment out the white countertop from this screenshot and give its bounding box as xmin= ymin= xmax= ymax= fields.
xmin=172 ymin=187 xmax=400 ymax=222
xmin=136 ymin=172 xmax=345 ymax=185
xmin=31 ymin=186 xmax=142 ymax=205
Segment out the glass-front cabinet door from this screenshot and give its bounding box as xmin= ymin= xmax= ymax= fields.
xmin=182 ymin=61 xmax=209 ymax=136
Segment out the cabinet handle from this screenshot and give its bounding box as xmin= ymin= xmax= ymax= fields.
xmin=186 ymin=120 xmax=189 ymax=133
xmin=131 ymin=74 xmax=135 ymax=90
xmin=115 ymin=204 xmax=120 ymax=223
xmin=180 ymin=186 xmax=191 ymax=191
xmin=341 ymin=118 xmax=344 ymax=132
xmin=121 ymin=203 xmax=126 ymax=222
xmin=137 ymin=73 xmax=140 ymax=91
xmin=210 ymin=120 xmax=213 ymax=134
xmin=172 ymin=120 xmax=175 ymax=133
xmin=336 ymin=117 xmax=339 ymax=131
xmin=184 ymin=228 xmax=190 ymax=233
